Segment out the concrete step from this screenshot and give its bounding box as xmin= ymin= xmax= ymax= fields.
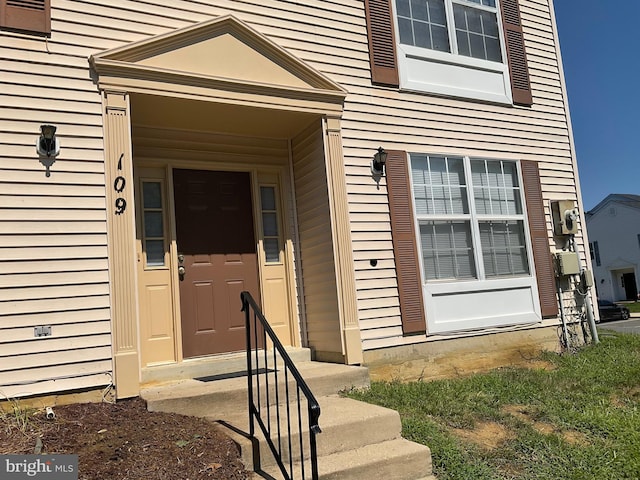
xmin=258 ymin=437 xmax=433 ymax=480
xmin=219 ymin=395 xmax=403 ymax=469
xmin=141 ymin=358 xmax=435 ymax=480
xmin=141 ymin=361 xmax=370 ymax=418
xmin=141 ymin=348 xmax=312 ymax=385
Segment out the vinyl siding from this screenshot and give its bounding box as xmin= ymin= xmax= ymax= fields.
xmin=1 ymin=0 xmax=110 ymax=398
xmin=586 ymin=201 xmax=640 ymax=303
xmin=291 ymin=121 xmax=343 ymax=358
xmin=337 ymin=0 xmax=582 ymax=349
xmin=1 ymin=0 xmax=581 ymax=384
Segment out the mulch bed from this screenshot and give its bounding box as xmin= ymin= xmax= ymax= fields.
xmin=0 ymin=397 xmax=250 ymax=480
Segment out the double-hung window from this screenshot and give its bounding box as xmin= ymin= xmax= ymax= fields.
xmin=409 ymin=153 xmax=540 ymax=333
xmin=411 ymin=154 xmax=530 ymax=282
xmin=396 ymin=0 xmax=502 ymax=62
xmin=392 ymin=0 xmax=514 ymax=104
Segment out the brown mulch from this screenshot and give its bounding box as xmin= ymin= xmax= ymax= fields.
xmin=0 ymin=397 xmax=250 ymax=480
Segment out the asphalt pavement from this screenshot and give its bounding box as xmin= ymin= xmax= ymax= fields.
xmin=598 ymin=314 xmax=640 ymax=335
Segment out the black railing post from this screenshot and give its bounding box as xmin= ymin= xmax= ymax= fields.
xmin=242 ymin=293 xmax=255 ymax=438
xmin=241 ymin=291 xmax=321 ymax=480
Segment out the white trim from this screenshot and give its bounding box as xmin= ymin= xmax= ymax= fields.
xmin=425 ymin=277 xmax=540 ymax=334
xmin=409 ymin=154 xmax=541 ymax=333
xmin=393 ymin=0 xmax=513 ymax=104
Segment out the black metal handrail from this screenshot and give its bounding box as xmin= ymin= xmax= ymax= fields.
xmin=241 ymin=291 xmax=321 ymax=480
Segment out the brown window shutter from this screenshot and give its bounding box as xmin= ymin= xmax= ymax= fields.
xmin=364 ymin=0 xmax=399 ymax=87
xmin=521 ymin=160 xmax=558 ymax=318
xmin=1 ymin=0 xmax=50 ymax=35
xmin=386 ymin=150 xmax=426 ymax=334
xmin=500 ymin=0 xmax=532 ymax=106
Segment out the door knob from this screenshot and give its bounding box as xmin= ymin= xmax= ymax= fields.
xmin=177 ymin=253 xmax=185 ymax=280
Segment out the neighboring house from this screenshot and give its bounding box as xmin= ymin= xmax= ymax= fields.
xmin=1 ymin=0 xmax=593 ymax=400
xmin=586 ymin=194 xmax=640 ymax=303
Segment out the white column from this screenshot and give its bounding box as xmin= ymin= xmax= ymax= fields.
xmin=324 ymin=117 xmax=363 ymax=364
xmin=103 ymin=91 xmax=140 ymax=398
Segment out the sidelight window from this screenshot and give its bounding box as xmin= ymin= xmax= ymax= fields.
xmin=260 ymin=186 xmax=281 ymax=263
xmin=141 ymin=181 xmax=166 ymax=267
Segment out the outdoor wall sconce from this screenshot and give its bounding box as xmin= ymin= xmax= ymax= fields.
xmin=36 ymin=124 xmax=60 ymax=177
xmin=371 ymin=147 xmax=387 ymax=176
xmin=37 ymin=124 xmax=61 ymax=158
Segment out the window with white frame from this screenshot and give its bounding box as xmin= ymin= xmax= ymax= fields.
xmin=393 ymin=0 xmax=513 ymax=103
xmin=411 ymin=155 xmax=530 ymax=282
xmin=396 ymin=0 xmax=502 ymax=62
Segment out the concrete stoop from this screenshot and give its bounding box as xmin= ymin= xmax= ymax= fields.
xmin=232 ymin=396 xmax=434 ymax=480
xmin=140 ymin=357 xmax=435 ymax=479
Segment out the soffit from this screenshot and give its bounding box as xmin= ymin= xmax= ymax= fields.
xmin=89 ymin=15 xmax=346 ymax=115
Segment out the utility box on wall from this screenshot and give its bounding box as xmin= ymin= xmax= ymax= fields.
xmin=551 ymin=200 xmax=579 ymax=235
xmin=556 ymin=251 xmax=581 ymax=276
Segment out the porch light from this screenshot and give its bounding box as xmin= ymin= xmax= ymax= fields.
xmin=37 ymin=124 xmax=60 ymax=158
xmin=371 ymin=147 xmax=387 ymax=176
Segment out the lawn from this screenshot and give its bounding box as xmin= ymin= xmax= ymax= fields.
xmin=349 ymin=331 xmax=640 ymax=480
xmin=625 ymin=302 xmax=640 ymax=314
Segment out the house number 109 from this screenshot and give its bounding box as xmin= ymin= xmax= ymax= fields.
xmin=114 ymin=153 xmax=127 ymax=215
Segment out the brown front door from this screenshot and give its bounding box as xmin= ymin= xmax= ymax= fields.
xmin=173 ymin=169 xmax=260 ymax=358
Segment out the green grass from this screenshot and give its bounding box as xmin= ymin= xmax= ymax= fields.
xmin=625 ymin=302 xmax=640 ymax=314
xmin=348 ymin=332 xmax=640 ymax=480
xmin=0 ymin=396 xmax=34 ymax=435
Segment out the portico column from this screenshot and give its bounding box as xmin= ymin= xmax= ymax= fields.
xmin=102 ymin=90 xmax=140 ymax=398
xmin=324 ymin=117 xmax=364 ymax=364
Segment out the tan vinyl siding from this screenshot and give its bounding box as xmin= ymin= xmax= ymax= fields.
xmin=1 ymin=0 xmax=110 ymax=397
xmin=336 ymin=0 xmax=578 ymax=349
xmin=291 ymin=121 xmax=343 ymax=358
xmin=1 ymin=0 xmax=579 ymax=382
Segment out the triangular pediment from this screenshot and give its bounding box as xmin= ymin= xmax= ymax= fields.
xmin=90 ymin=15 xmax=345 ymax=95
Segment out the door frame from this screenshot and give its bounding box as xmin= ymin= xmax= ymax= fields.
xmin=134 ymin=158 xmax=300 ymax=366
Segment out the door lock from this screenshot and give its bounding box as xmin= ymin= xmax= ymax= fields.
xmin=178 ymin=253 xmax=185 ymax=280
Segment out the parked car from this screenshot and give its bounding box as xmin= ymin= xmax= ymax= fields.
xmin=597 ymin=300 xmax=631 ymax=322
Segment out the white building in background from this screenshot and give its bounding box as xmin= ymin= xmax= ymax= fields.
xmin=586 ymin=194 xmax=640 ymax=302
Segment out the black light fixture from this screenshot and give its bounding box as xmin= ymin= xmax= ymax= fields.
xmin=371 ymin=147 xmax=387 ymax=175
xmin=37 ymin=124 xmax=60 ymax=158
